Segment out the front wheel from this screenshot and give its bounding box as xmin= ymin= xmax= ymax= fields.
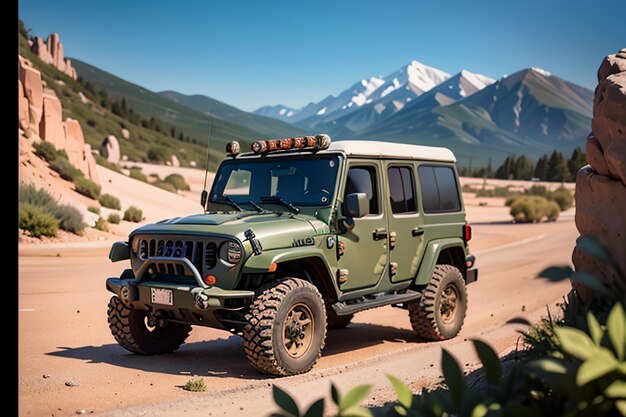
xmin=107 ymin=296 xmax=191 ymax=355
xmin=243 ymin=278 xmax=327 ymax=376
xmin=408 ymin=264 xmax=467 ymax=341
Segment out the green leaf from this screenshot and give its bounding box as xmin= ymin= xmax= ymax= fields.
xmin=273 ymin=385 xmax=300 ymax=417
xmin=576 ymin=348 xmax=618 ymax=386
xmin=570 ymin=271 xmax=610 ymax=296
xmin=331 ymin=384 xmax=340 ymax=406
xmin=386 ymin=374 xmax=413 ymax=408
xmin=527 ymin=358 xmax=568 ymax=374
xmin=303 ymin=398 xmax=325 ymax=417
xmin=555 ymin=327 xmax=595 ymax=360
xmin=607 ymin=303 xmax=626 ymax=360
xmin=470 ymin=404 xmax=488 ymax=417
xmin=441 ymin=349 xmax=465 ymax=408
xmin=339 ymin=407 xmax=373 ymax=417
xmin=605 ymin=381 xmax=626 ymax=399
xmin=577 ymin=237 xmax=611 ymax=263
xmin=339 ymin=384 xmax=372 ymax=412
xmin=538 ymin=266 xmax=573 ymax=281
xmin=472 ymin=339 xmax=502 ymax=385
xmin=587 ymin=311 xmax=603 ymax=345
xmin=616 ymin=400 xmax=626 ymax=416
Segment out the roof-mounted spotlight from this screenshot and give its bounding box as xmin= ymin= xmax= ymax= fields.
xmin=250 ymin=134 xmax=331 ymax=155
xmin=226 ymin=141 xmax=240 ymax=157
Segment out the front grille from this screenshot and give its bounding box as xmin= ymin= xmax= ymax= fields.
xmin=135 ymin=237 xmax=216 ymax=277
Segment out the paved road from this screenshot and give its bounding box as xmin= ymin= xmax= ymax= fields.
xmin=18 ymin=219 xmax=575 ymax=417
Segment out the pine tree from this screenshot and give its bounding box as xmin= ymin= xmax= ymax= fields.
xmin=514 ymin=155 xmax=534 ymax=180
xmin=534 ymin=155 xmax=548 ymax=180
xmin=495 ymin=156 xmax=515 ymax=179
xmin=546 ymin=150 xmax=570 ymax=182
xmin=486 ymin=158 xmax=493 ymax=178
xmin=568 ymin=147 xmax=586 ymax=181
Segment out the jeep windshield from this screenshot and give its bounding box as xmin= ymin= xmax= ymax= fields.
xmin=210 ymin=155 xmax=341 ymax=211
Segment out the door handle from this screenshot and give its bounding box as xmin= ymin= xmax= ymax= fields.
xmin=412 ymin=227 xmax=424 ymax=237
xmin=373 ymin=228 xmax=388 ymax=240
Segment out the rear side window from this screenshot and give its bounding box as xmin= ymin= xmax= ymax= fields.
xmin=345 ymin=166 xmax=379 ymax=215
xmin=388 ymin=166 xmax=416 ymax=214
xmin=418 ymin=166 xmax=461 ymax=213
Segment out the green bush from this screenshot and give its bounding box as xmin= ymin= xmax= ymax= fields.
xmin=476 ymin=186 xmax=517 ymax=198
xmin=147 ymin=145 xmax=169 ymax=163
xmin=548 ymin=187 xmax=574 ymax=211
xmin=54 ymin=204 xmax=86 ymax=233
xmin=50 ymin=158 xmax=83 ymax=181
xmin=129 ymin=168 xmax=148 ymax=183
xmin=94 ymin=154 xmax=122 ymax=174
xmin=87 ymin=206 xmax=100 ymax=214
xmin=123 ymin=206 xmax=143 ymax=222
xmin=19 ymin=184 xmax=58 ymax=212
xmin=164 ymin=174 xmax=190 ymax=191
xmin=182 ymin=378 xmax=206 ymax=392
xmin=99 ymin=193 xmax=121 ymax=210
xmin=74 ymin=177 xmax=101 ymax=199
xmin=152 ymin=180 xmax=177 ymax=193
xmin=107 ymin=213 xmax=121 ymax=224
xmin=510 ymin=196 xmax=559 ymax=223
xmin=19 ymin=204 xmax=59 ymax=238
xmin=33 ymin=141 xmax=68 ymax=162
xmin=94 ymin=217 xmax=109 ymax=232
xmin=526 ymin=184 xmax=548 ymax=197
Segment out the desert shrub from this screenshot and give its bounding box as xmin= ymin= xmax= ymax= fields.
xmin=129 ymin=168 xmax=148 ymax=183
xmin=504 ymin=196 xmax=516 ymax=206
xmin=476 ymin=186 xmax=517 ymax=198
xmin=164 ymin=174 xmax=190 ymax=191
xmin=548 ymin=187 xmax=574 ymax=211
xmin=54 ymin=204 xmax=85 ymax=233
xmin=94 ymin=154 xmax=122 ymax=174
xmin=152 ymin=180 xmax=177 ymax=193
xmin=107 ymin=213 xmax=121 ymax=224
xmin=461 ymin=184 xmax=475 ymax=193
xmin=86 ymin=118 xmax=97 ymax=127
xmin=87 ymin=206 xmax=100 ymax=214
xmin=50 ymin=158 xmax=83 ymax=181
xmin=510 ymin=196 xmax=556 ymax=223
xmin=99 ymin=193 xmax=121 ymax=210
xmin=19 ymin=184 xmax=58 ymax=212
xmin=147 ymin=145 xmax=169 ymax=163
xmin=526 ymin=184 xmax=548 ymax=197
xmin=94 ymin=217 xmax=109 ymax=232
xmin=545 ymin=200 xmax=560 ymax=221
xmin=123 ymin=206 xmax=143 ymax=222
xmin=19 ymin=204 xmax=59 ymax=238
xmin=182 ymin=378 xmax=206 ymax=392
xmin=33 ymin=141 xmax=68 ymax=162
xmin=478 ymin=201 xmax=487 ymax=207
xmin=74 ymin=177 xmax=101 ymax=199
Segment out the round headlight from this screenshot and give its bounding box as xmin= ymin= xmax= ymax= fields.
xmin=220 ymin=241 xmax=242 ymax=265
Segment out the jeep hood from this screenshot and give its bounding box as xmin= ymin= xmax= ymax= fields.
xmin=130 ymin=212 xmax=329 ymax=251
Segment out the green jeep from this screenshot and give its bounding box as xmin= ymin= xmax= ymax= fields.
xmin=106 ymin=135 xmax=477 ymax=376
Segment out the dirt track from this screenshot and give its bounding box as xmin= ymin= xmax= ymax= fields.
xmin=18 ymin=217 xmax=575 ymax=417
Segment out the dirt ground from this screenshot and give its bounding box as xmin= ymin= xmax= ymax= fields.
xmin=18 ymin=215 xmax=575 ymax=417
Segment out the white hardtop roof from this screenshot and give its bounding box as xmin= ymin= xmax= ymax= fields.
xmin=325 ymin=140 xmax=456 ymax=163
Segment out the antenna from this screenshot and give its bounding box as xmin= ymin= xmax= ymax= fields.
xmin=200 ymin=114 xmax=213 ymax=210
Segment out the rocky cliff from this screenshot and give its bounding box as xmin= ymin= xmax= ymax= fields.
xmin=572 ymin=48 xmax=626 ymax=300
xmin=31 ymin=33 xmax=77 ymax=80
xmin=18 ymin=55 xmax=99 ymax=184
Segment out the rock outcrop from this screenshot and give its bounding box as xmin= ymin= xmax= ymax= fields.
xmin=31 ymin=33 xmax=77 ymax=80
xmin=170 ymin=154 xmax=180 ymax=167
xmin=573 ymin=48 xmax=626 ymax=301
xmin=39 ymin=89 xmax=65 ymax=149
xmin=64 ymin=118 xmax=86 ymax=170
xmin=101 ymin=135 xmax=120 ymax=164
xmin=18 ymin=56 xmax=43 ymax=136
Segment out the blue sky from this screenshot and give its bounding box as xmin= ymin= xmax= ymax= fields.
xmin=19 ymin=0 xmax=625 ymax=112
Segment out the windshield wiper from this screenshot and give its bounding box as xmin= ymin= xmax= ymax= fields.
xmin=259 ymin=196 xmax=300 ymax=214
xmin=216 ymin=195 xmax=242 ymax=211
xmin=248 ymin=200 xmax=265 ymax=213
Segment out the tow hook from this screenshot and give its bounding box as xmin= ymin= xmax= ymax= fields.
xmin=194 ymin=292 xmax=210 ymax=310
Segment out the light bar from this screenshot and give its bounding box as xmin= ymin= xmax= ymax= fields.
xmin=251 ymin=134 xmax=331 ymax=154
xmin=226 ymin=141 xmax=240 ymax=157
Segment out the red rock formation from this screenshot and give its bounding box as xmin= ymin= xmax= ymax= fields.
xmin=83 ymin=145 xmax=101 ymax=184
xmin=39 ymin=89 xmax=65 ymax=148
xmin=101 ymin=135 xmax=120 ymax=164
xmin=18 ymin=56 xmax=43 ymax=135
xmin=31 ymin=33 xmax=77 ymax=80
xmin=573 ymin=48 xmax=626 ymax=301
xmin=64 ymin=118 xmax=86 ymax=172
xmin=18 ymin=80 xmax=29 ymax=131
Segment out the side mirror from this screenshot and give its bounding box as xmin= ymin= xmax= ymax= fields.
xmin=200 ymin=190 xmax=208 ymax=209
xmin=344 ymin=193 xmax=369 ymax=218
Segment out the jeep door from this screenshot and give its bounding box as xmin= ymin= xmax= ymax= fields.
xmin=337 ymin=160 xmax=389 ymax=291
xmin=384 ymin=163 xmax=426 ymax=282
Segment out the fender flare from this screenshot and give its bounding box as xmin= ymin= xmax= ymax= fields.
xmin=241 ymin=247 xmax=334 ymax=276
xmin=414 ymin=237 xmax=466 ymax=286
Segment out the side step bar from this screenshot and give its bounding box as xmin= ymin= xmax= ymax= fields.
xmin=332 ymin=290 xmax=421 ymax=316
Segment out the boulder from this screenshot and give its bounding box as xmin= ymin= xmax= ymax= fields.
xmin=39 ymin=90 xmax=65 ymax=149
xmin=18 ymin=56 xmax=44 ymax=133
xmin=121 ymin=128 xmax=130 ymax=139
xmin=171 ymin=154 xmax=180 ymax=167
xmin=585 ymin=134 xmax=610 ymax=176
xmin=101 ymin=135 xmax=120 ymax=164
xmin=597 ymin=51 xmax=626 ymax=81
xmin=83 ymin=144 xmax=100 ymax=184
xmin=572 ymin=166 xmax=626 ymax=298
xmin=18 ymin=80 xmax=29 ymax=131
xmin=64 ymin=118 xmax=86 ymax=171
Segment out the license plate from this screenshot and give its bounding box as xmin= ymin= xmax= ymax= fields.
xmin=151 ymin=288 xmax=173 ymax=306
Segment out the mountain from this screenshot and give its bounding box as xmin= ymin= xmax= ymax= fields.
xmin=254 ymin=104 xmax=298 ymax=120
xmin=158 ymin=91 xmax=305 ymax=139
xmin=362 ymin=68 xmax=593 ymax=165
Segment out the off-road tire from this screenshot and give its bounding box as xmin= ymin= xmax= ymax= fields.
xmin=326 ymin=305 xmax=353 ymax=329
xmin=107 ymin=296 xmax=191 ymax=355
xmin=243 ymin=278 xmax=327 ymax=376
xmin=408 ymin=264 xmax=467 ymax=341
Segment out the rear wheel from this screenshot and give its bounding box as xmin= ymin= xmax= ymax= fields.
xmin=243 ymin=278 xmax=327 ymax=376
xmin=408 ymin=265 xmax=467 ymax=341
xmin=107 ymin=296 xmax=191 ymax=355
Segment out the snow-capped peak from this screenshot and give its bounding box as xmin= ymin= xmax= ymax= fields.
xmin=406 ymin=60 xmax=450 ymax=95
xmin=531 ymin=67 xmax=552 ymax=77
xmin=460 ymin=69 xmax=495 ymax=91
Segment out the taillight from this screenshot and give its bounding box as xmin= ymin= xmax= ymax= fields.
xmin=464 ymin=224 xmax=472 ymax=242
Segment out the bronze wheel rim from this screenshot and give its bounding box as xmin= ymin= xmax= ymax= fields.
xmin=440 ymin=284 xmax=459 ymax=325
xmin=282 ymin=303 xmax=314 ymax=358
